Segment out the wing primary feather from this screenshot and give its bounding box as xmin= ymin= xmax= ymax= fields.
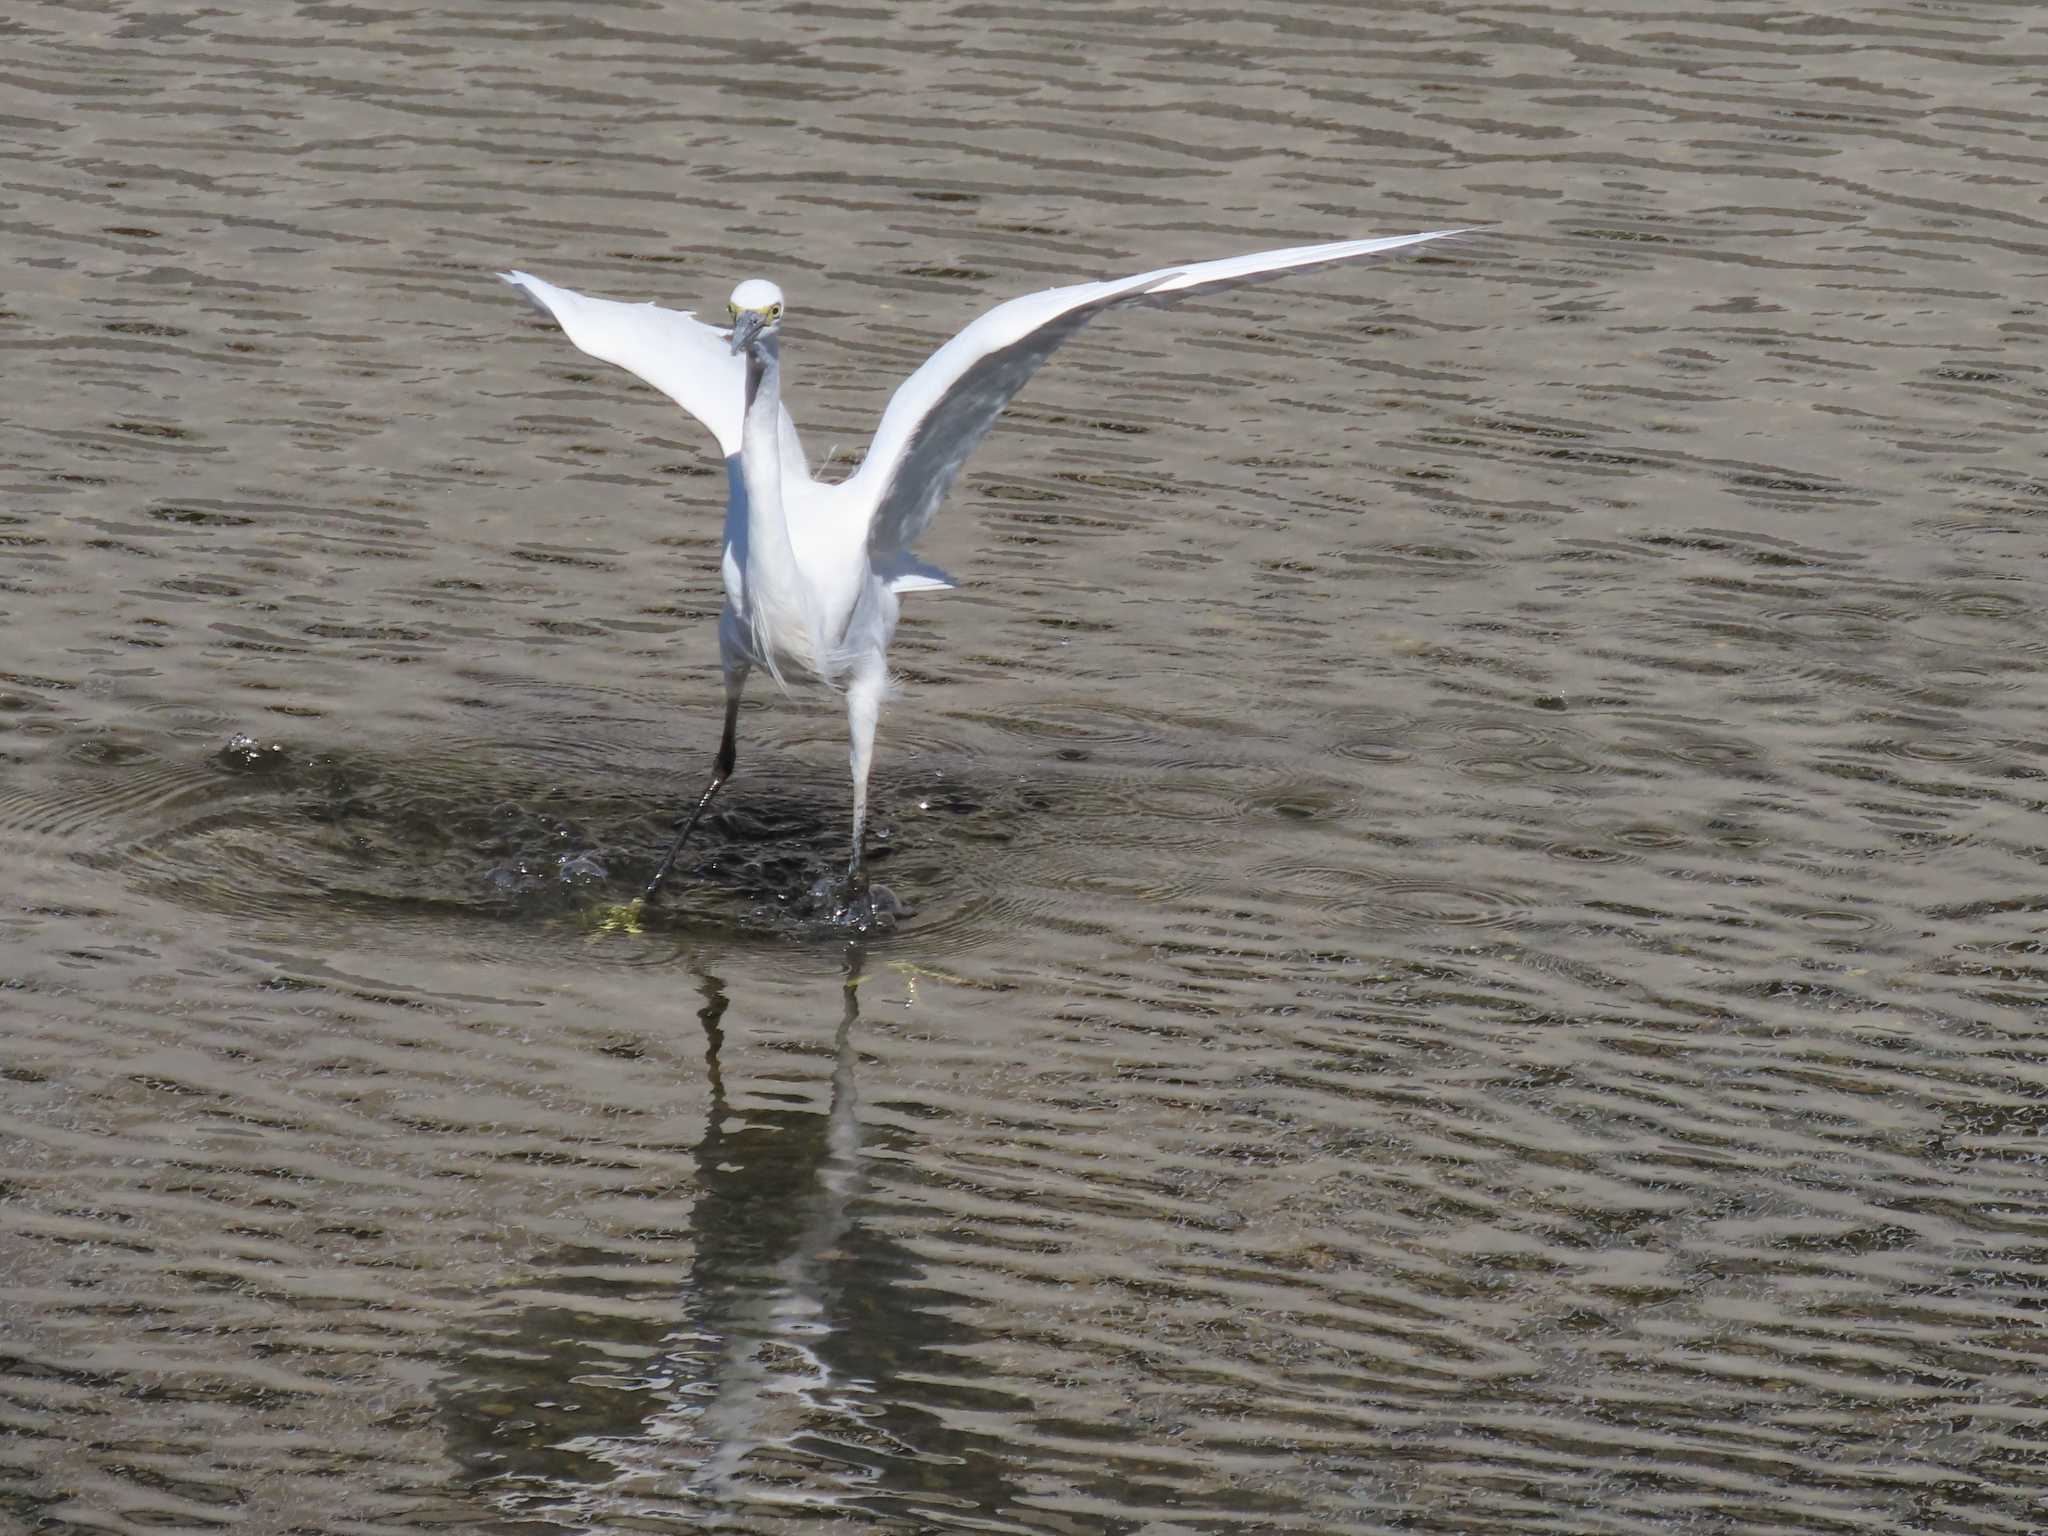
xmin=498 ymin=269 xmax=748 ymax=458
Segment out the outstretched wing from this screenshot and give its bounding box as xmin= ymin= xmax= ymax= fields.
xmin=851 ymin=229 xmax=1469 ymax=556
xmin=499 ymin=270 xmax=746 ymax=457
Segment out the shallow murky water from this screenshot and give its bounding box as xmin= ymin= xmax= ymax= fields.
xmin=4 ymin=1 xmax=2047 ymax=1531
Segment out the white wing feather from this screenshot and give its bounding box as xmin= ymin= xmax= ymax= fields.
xmin=852 ymin=228 xmax=1469 ymax=557
xmin=499 ymin=269 xmax=747 ymax=457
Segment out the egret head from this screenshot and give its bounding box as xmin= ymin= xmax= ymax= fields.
xmin=727 ymin=278 xmax=785 ymax=355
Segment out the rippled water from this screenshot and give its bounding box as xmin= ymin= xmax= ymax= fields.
xmin=4 ymin=1 xmax=2047 ymax=1531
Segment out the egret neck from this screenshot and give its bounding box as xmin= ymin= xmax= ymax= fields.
xmin=737 ymin=332 xmax=810 ymax=678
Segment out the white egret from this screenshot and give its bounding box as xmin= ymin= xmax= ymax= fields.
xmin=499 ymin=227 xmax=1465 ymax=925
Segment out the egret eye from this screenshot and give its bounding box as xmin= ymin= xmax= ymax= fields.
xmin=727 ymin=303 xmax=740 ymax=318
xmin=768 ymin=303 xmax=782 ymax=319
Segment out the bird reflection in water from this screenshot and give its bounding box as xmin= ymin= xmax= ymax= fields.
xmin=439 ymin=947 xmax=1040 ymax=1529
xmin=675 ymin=952 xmax=876 ymax=1501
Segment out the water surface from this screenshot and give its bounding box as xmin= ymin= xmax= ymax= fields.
xmin=3 ymin=1 xmax=2046 ymax=1531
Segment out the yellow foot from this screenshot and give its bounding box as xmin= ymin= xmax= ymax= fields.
xmin=583 ymin=896 xmax=648 ymax=937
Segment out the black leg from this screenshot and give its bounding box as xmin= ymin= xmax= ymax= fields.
xmin=643 ymin=694 xmax=741 ymax=902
